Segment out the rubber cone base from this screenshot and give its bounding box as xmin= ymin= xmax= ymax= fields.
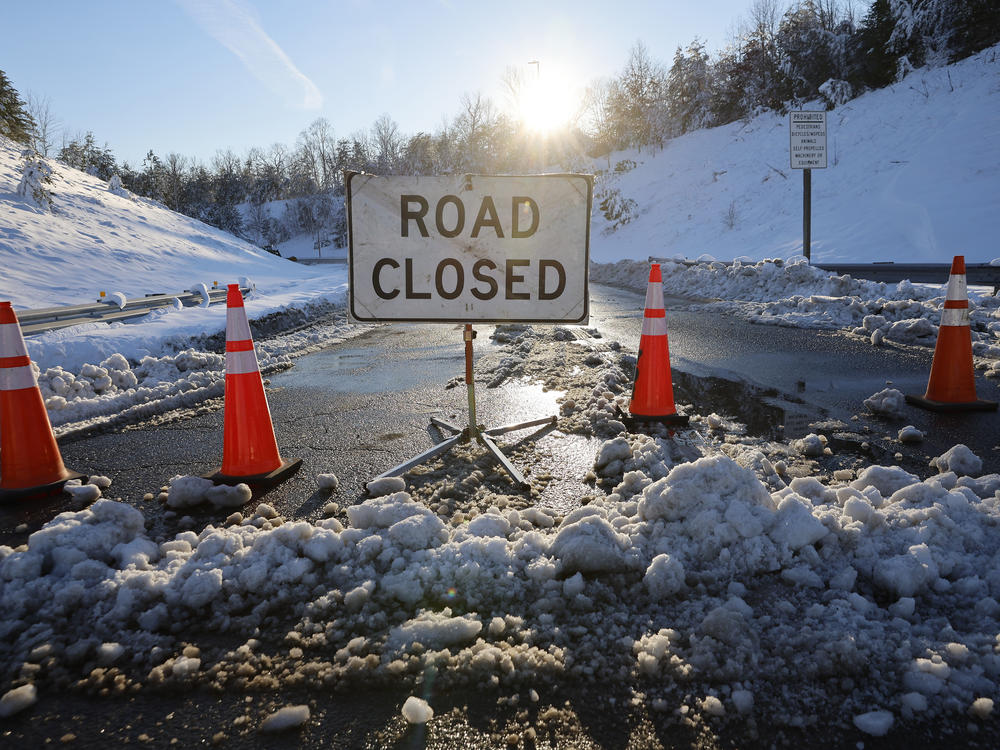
xmin=204 ymin=457 xmax=302 ymax=488
xmin=0 ymin=469 xmax=88 ymax=504
xmin=617 ymin=404 xmax=690 ymax=430
xmin=904 ymin=394 xmax=998 ymax=413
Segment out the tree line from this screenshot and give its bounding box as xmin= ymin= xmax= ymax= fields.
xmin=2 ymin=0 xmax=996 ymax=250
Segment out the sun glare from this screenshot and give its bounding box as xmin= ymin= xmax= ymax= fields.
xmin=519 ymin=74 xmax=576 ymax=134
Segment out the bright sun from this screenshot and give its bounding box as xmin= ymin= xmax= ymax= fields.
xmin=519 ymin=75 xmax=575 ymax=134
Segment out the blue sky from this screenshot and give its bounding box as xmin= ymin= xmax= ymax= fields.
xmin=5 ymin=0 xmax=751 ymax=166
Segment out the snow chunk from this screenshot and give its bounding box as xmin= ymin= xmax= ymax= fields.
xmin=638 ymin=455 xmax=773 ymax=522
xmin=792 ymin=433 xmax=827 ymax=457
xmin=316 ymin=473 xmax=339 ymax=490
xmin=853 ymin=710 xmax=893 ymax=736
xmin=165 ymin=475 xmax=251 ymax=509
xmin=0 ymin=684 xmax=37 ymax=717
xmin=180 ymin=568 xmax=223 ymax=608
xmin=930 ymin=444 xmax=982 ymax=476
xmin=467 ymin=513 xmax=511 ymax=538
xmin=770 ymin=495 xmax=828 ymax=550
xmin=864 ymin=387 xmax=906 ymax=418
xmin=402 ymin=696 xmax=433 ymax=724
xmin=365 ymin=476 xmax=406 ymax=497
xmin=63 ymin=482 xmax=102 ymax=503
xmin=348 ymin=492 xmax=423 ymax=529
xmin=874 ymin=544 xmax=939 ymax=598
xmin=550 ymin=513 xmax=629 ymax=575
xmin=644 ymin=553 xmax=686 ymax=598
xmin=700 ymin=695 xmax=725 ymax=717
xmin=387 ymin=512 xmax=447 ymax=550
xmin=898 ymin=425 xmax=924 ymax=443
xmin=850 ymin=465 xmax=919 ymax=501
xmin=969 ymin=697 xmax=994 ymax=719
xmin=260 ymin=704 xmax=310 ymax=732
xmin=387 ymin=611 xmax=482 ymax=651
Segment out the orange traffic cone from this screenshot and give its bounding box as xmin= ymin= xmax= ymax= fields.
xmin=625 ymin=264 xmax=689 ymax=427
xmin=205 ymin=284 xmax=301 ymax=486
xmin=0 ymin=301 xmax=86 ymax=500
xmin=905 ymin=255 xmax=998 ymax=412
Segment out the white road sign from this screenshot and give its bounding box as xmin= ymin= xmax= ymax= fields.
xmin=347 ymin=173 xmax=593 ymax=323
xmin=790 ymin=111 xmax=827 ymax=169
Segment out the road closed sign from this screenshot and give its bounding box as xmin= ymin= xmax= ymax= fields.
xmin=346 ymin=173 xmax=593 ymax=323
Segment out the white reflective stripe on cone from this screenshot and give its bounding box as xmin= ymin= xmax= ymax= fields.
xmin=226 ymin=349 xmax=260 ymax=375
xmin=941 ymin=308 xmax=971 ymax=327
xmin=0 ymin=364 xmax=37 ymax=390
xmin=945 ymin=274 xmax=968 ymax=301
xmin=644 ymin=283 xmax=664 ymax=311
xmin=641 ymin=317 xmax=668 ymax=337
xmin=0 ymin=322 xmax=27 ymax=356
xmin=226 ymin=308 xmax=253 ymax=342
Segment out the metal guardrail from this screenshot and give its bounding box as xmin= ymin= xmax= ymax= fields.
xmin=291 ymin=257 xmax=347 ymax=265
xmin=648 ymin=258 xmax=1000 ymax=293
xmin=812 ymin=262 xmax=1000 ymax=291
xmin=17 ymin=286 xmax=243 ymax=336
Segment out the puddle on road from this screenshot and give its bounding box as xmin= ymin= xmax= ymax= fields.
xmin=269 ymin=347 xmax=455 ymax=394
xmin=673 ymin=369 xmax=819 ymax=440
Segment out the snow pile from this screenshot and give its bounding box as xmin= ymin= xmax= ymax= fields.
xmin=2 ymin=429 xmax=998 ymax=732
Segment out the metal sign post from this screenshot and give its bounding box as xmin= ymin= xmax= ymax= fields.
xmin=347 ymin=173 xmax=592 ymax=492
xmin=369 ymin=324 xmax=557 ymax=489
xmin=790 ymin=111 xmax=827 ymax=262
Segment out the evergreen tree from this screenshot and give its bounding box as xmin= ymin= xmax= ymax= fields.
xmin=848 ymin=0 xmax=898 ymax=89
xmin=57 ymin=132 xmax=117 ymax=179
xmin=667 ymin=39 xmax=714 ymax=134
xmin=0 ymin=70 xmax=35 ymax=144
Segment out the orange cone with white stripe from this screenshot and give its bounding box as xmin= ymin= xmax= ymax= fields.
xmin=0 ymin=301 xmax=85 ymax=500
xmin=905 ymin=256 xmax=998 ymax=412
xmin=205 ymin=284 xmax=301 ymax=485
xmin=626 ymin=264 xmax=689 ymax=426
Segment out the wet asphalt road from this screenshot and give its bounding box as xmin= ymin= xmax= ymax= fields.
xmin=40 ymin=283 xmax=1000 ymax=515
xmin=590 ymin=284 xmax=1000 ymax=473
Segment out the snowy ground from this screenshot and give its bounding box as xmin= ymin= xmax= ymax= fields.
xmin=1 ymin=46 xmax=999 ymax=744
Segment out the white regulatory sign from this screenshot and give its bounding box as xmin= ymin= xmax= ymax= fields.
xmin=347 ymin=173 xmax=593 ymax=324
xmin=790 ymin=111 xmax=827 ymax=169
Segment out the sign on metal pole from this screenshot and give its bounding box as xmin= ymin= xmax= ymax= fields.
xmin=346 ymin=173 xmax=593 ymax=324
xmin=789 ymin=111 xmax=827 ymax=170
xmin=790 ymin=111 xmax=827 ymax=261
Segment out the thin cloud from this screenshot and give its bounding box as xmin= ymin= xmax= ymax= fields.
xmin=177 ymin=0 xmax=322 ymax=109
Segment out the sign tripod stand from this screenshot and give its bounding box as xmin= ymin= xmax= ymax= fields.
xmin=368 ymin=324 xmax=556 ymax=492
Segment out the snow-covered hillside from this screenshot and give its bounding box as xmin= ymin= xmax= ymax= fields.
xmin=0 ymin=139 xmax=322 ymax=309
xmin=591 ymin=44 xmax=1000 ymax=265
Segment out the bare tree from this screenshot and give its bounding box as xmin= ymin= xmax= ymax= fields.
xmin=162 ymin=153 xmax=187 ymax=211
xmin=371 ymin=113 xmax=401 ymax=174
xmin=297 ymin=118 xmax=336 ymax=190
xmin=500 ymin=65 xmax=530 ymax=117
xmin=25 ymin=92 xmax=59 ymax=156
xmin=453 ymin=92 xmax=498 ymax=170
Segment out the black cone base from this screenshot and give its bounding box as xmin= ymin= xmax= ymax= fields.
xmin=0 ymin=470 xmax=94 ymax=535
xmin=0 ymin=469 xmax=88 ymax=504
xmin=904 ymin=394 xmax=998 ymax=413
xmin=204 ymin=457 xmax=302 ymax=487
